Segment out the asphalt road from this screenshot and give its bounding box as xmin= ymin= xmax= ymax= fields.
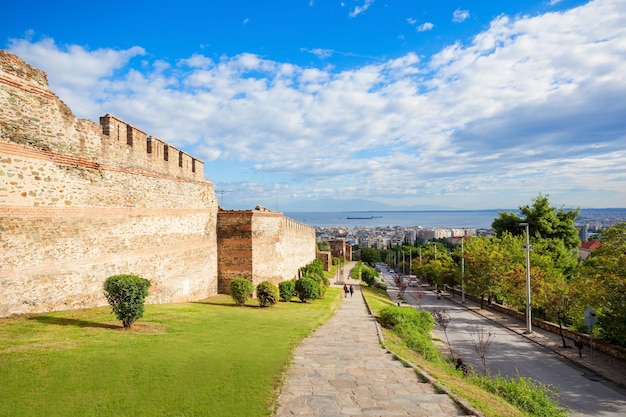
xmin=381 ymin=270 xmax=626 ymax=417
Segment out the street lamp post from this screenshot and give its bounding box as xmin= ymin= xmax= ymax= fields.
xmin=520 ymin=222 xmax=532 ymax=334
xmin=461 ymin=237 xmax=465 ymax=303
xmin=428 ymin=241 xmax=437 ymax=260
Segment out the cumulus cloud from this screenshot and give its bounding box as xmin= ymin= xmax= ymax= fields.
xmin=7 ymin=0 xmax=626 ymax=209
xmin=417 ymin=22 xmax=434 ymax=32
xmin=452 ymin=9 xmax=470 ymax=23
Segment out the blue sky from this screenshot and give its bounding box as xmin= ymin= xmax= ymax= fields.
xmin=3 ymin=0 xmax=625 ymax=211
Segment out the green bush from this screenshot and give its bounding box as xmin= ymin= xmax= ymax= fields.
xmin=229 ymin=278 xmax=254 ymax=306
xmin=395 ymin=322 xmax=443 ymax=362
xmin=295 ymin=277 xmax=319 ymax=303
xmin=374 ymin=280 xmax=387 ymax=291
xmin=379 ymin=306 xmax=434 ymax=330
xmin=351 ymin=261 xmax=362 ymax=280
xmin=256 ymin=281 xmax=279 ymax=308
xmin=378 ymin=306 xmax=443 ymax=363
xmin=472 ymin=374 xmax=567 ymax=417
xmin=318 ymin=282 xmax=327 ymax=299
xmin=302 ymin=259 xmax=325 ymax=279
xmin=361 ymin=267 xmax=377 ymax=286
xmin=103 ymin=274 xmax=151 ymax=329
xmin=278 ymin=280 xmax=296 ymax=302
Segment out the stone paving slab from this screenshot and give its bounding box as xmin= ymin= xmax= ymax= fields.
xmin=274 ymin=280 xmax=471 ymax=417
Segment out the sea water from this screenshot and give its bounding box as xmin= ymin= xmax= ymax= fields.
xmin=284 ymin=208 xmax=626 ymax=230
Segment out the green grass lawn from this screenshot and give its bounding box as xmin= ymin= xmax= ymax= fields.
xmin=0 ymin=290 xmax=341 ymax=417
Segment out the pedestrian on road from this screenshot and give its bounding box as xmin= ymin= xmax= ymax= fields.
xmin=343 ymin=284 xmax=348 ymax=298
xmin=574 ymin=336 xmax=584 ymax=357
xmin=487 ymin=296 xmax=493 ymax=309
xmin=349 ymin=284 xmax=354 ymax=297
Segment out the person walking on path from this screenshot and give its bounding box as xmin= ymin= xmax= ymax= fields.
xmin=574 ymin=336 xmax=584 ymax=357
xmin=343 ymin=284 xmax=348 ymax=298
xmin=349 ymin=284 xmax=354 ymax=297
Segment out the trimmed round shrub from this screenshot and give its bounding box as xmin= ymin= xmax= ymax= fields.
xmin=103 ymin=274 xmax=151 ymax=329
xmin=295 ymin=277 xmax=319 ymax=303
xmin=278 ymin=280 xmax=296 ymax=302
xmin=229 ymin=278 xmax=254 ymax=306
xmin=361 ymin=268 xmax=377 ymax=287
xmin=256 ymin=281 xmax=279 ymax=308
xmin=318 ymin=282 xmax=327 ymax=299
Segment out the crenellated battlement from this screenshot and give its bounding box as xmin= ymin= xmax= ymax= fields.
xmin=99 ymin=114 xmax=204 ymax=181
xmin=0 ymin=50 xmax=204 ymax=183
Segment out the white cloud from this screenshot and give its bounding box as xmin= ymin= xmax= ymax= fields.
xmin=6 ymin=0 xmax=626 ymax=210
xmin=349 ymin=0 xmax=374 ymax=18
xmin=452 ymin=9 xmax=470 ymax=23
xmin=301 ymin=47 xmax=334 ymax=59
xmin=417 ymin=22 xmax=434 ymax=32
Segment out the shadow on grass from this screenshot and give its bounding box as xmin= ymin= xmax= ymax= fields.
xmin=191 ymin=301 xmax=262 ymax=308
xmin=192 ymin=299 xmax=304 ymax=308
xmin=29 ymin=315 xmax=121 ymax=329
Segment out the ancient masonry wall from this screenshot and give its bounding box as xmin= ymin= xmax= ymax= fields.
xmin=0 ymin=50 xmax=219 ymax=316
xmin=217 ymin=209 xmax=316 ymax=293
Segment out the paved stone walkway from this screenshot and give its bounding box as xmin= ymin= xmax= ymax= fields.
xmin=274 ymin=279 xmax=472 ymax=417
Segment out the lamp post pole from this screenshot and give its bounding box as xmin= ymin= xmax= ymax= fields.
xmin=520 ymin=222 xmax=532 ymax=334
xmin=461 ymin=237 xmax=465 ymax=303
xmin=428 ymin=241 xmax=437 ymax=260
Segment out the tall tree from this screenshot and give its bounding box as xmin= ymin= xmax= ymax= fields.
xmin=581 ymin=222 xmax=626 ymax=346
xmin=463 ymin=236 xmax=512 ymax=308
xmin=492 ymin=193 xmax=581 ymax=251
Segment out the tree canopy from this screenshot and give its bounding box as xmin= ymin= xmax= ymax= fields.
xmin=492 ymin=193 xmax=580 ymax=251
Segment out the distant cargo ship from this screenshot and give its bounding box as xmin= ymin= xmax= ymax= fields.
xmin=346 ymin=216 xmax=383 ymax=220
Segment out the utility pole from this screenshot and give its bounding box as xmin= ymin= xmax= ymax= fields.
xmin=215 ymin=190 xmax=232 ymax=208
xmin=520 ymin=222 xmax=532 ymax=334
xmin=461 ymin=237 xmax=465 ymax=303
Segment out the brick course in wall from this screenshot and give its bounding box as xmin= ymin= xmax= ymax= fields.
xmin=217 ymin=209 xmax=316 ymax=294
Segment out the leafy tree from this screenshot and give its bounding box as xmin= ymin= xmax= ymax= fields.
xmin=103 ymin=274 xmax=151 ymax=329
xmin=463 ymin=236 xmax=511 ymax=308
xmin=229 ymin=278 xmax=254 ymax=306
xmin=581 ymin=222 xmax=626 ymax=346
xmin=413 ymin=242 xmax=447 ymax=285
xmin=492 ymin=193 xmax=580 ymax=251
xmin=360 ymin=247 xmax=381 ymax=264
xmin=316 ymin=240 xmax=331 ymax=252
xmin=540 ymin=272 xmax=578 ymax=347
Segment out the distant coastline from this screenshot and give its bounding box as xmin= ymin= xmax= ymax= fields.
xmin=285 ymin=208 xmax=626 ymax=230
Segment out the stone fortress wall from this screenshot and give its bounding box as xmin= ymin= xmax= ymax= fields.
xmin=0 ymin=50 xmax=316 ymax=317
xmin=217 ymin=207 xmax=316 ymax=293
